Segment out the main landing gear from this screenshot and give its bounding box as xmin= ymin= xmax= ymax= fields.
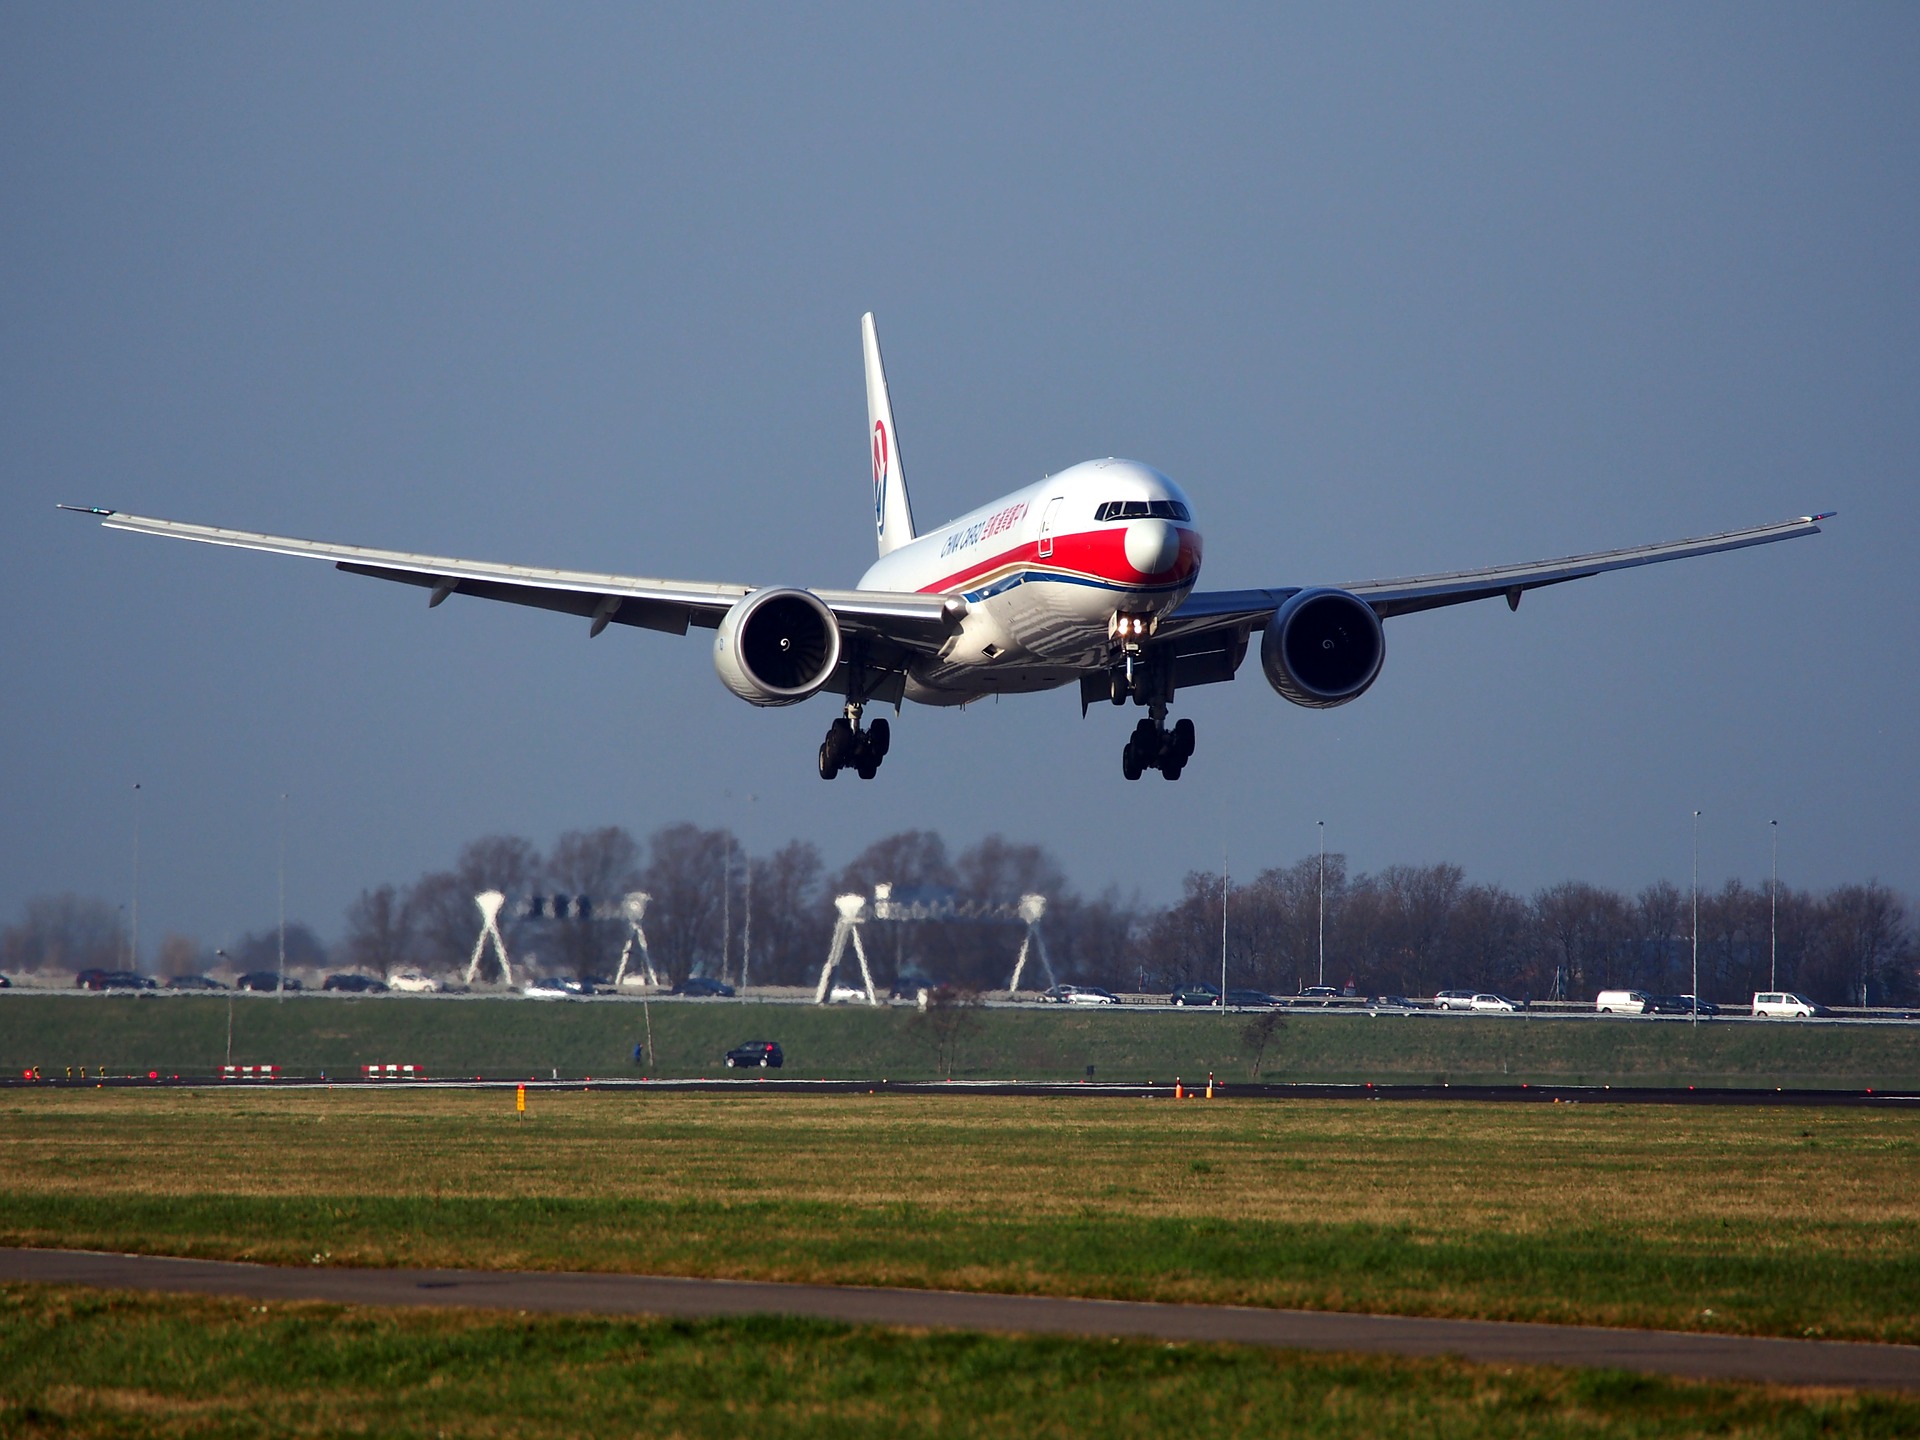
xmin=1122 ymin=713 xmax=1195 ymax=781
xmin=819 ymin=703 xmax=890 ymax=780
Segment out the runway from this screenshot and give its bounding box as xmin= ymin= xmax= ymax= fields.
xmin=5 ymin=1247 xmax=1917 ymax=1392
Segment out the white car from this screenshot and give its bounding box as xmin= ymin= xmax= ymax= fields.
xmin=828 ymin=981 xmax=872 ymax=1004
xmin=388 ymin=970 xmax=439 ymax=994
xmin=1752 ymin=991 xmax=1822 ymax=1018
xmin=522 ymin=977 xmax=574 ymax=999
xmin=1595 ymin=989 xmax=1653 ymax=1015
xmin=1469 ymin=993 xmax=1518 ymax=1013
xmin=1065 ymin=986 xmax=1118 ymax=1005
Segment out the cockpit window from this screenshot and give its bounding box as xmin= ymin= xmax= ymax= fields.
xmin=1094 ymin=499 xmax=1190 ymax=523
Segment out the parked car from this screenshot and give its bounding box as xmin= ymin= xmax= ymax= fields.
xmin=235 ymin=971 xmax=301 ymax=992
xmin=1065 ymin=985 xmax=1119 ymax=1005
xmin=388 ymin=970 xmax=439 ymax=994
xmin=1225 ymin=989 xmax=1276 ymax=1007
xmin=724 ymin=1040 xmax=783 ymax=1068
xmin=677 ymin=976 xmax=737 ymax=998
xmin=1296 ymin=985 xmax=1339 ymax=1005
xmin=323 ymin=973 xmax=389 ymax=994
xmin=165 ymin=974 xmax=227 ymax=990
xmin=76 ymin=968 xmax=154 ymax=991
xmin=889 ymin=974 xmax=936 ymax=1002
xmin=1468 ymin=993 xmax=1518 ymax=1013
xmin=1434 ymin=989 xmax=1478 ymax=1011
xmin=1368 ymin=995 xmax=1418 ymax=1014
xmin=1651 ymin=994 xmax=1720 ymax=1018
xmin=1753 ymin=991 xmax=1826 ymax=1018
xmin=828 ymin=980 xmax=872 ymax=1004
xmin=1595 ymin=989 xmax=1653 ymax=1015
xmin=1169 ymin=982 xmax=1221 ymax=1007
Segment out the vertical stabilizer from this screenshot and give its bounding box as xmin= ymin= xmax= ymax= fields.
xmin=862 ymin=312 xmax=917 ymax=556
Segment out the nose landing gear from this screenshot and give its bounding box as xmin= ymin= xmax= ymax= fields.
xmin=1122 ymin=713 xmax=1195 ymax=780
xmin=819 ymin=703 xmax=890 ymax=780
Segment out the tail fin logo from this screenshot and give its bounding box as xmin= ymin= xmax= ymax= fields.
xmin=872 ymin=420 xmax=889 ymax=534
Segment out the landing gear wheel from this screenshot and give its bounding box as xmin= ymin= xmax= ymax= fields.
xmin=1171 ymin=717 xmax=1195 ymax=759
xmin=1160 ymin=759 xmax=1184 ymax=781
xmin=856 ymin=759 xmax=878 ymax=780
xmin=868 ymin=718 xmax=890 ymax=758
xmin=827 ymin=717 xmax=854 ymax=761
xmin=1121 ymin=740 xmax=1143 ymax=781
xmin=817 ymin=741 xmax=839 ymax=780
xmin=1109 ymin=672 xmax=1127 ymax=705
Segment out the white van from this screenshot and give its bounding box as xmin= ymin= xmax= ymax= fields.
xmin=1595 ymin=989 xmax=1652 ymax=1015
xmin=1752 ymin=991 xmax=1820 ymax=1018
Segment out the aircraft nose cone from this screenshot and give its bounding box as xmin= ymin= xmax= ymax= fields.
xmin=1124 ymin=518 xmax=1181 ymax=575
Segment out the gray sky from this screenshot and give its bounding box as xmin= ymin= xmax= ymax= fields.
xmin=4 ymin=5 xmax=1915 ymax=956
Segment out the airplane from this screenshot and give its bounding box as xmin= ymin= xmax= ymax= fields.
xmin=64 ymin=313 xmax=1830 ymax=782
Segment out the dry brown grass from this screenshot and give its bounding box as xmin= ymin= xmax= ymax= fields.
xmin=4 ymin=1089 xmax=1914 ymax=1236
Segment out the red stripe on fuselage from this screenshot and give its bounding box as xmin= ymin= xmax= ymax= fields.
xmin=919 ymin=527 xmax=1202 ymax=595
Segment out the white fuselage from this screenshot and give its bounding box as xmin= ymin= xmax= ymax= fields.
xmin=856 ymin=459 xmax=1202 ymax=705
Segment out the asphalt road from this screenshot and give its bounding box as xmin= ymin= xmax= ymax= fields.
xmin=5 ymin=1248 xmax=1917 ymax=1392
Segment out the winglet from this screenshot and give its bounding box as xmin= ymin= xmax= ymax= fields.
xmin=862 ymin=313 xmax=917 ymax=558
xmin=57 ymin=504 xmax=116 ymax=516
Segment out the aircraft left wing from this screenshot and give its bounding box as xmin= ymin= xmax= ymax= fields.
xmin=60 ymin=507 xmax=963 ymax=650
xmin=1159 ymin=510 xmax=1832 ymax=642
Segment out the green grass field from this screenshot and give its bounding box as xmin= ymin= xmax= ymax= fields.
xmin=4 ymin=993 xmax=1917 ymax=1086
xmin=4 ymin=1090 xmax=1916 ymax=1343
xmin=6 ymin=1286 xmax=1916 ymax=1439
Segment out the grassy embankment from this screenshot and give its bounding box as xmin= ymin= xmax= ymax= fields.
xmin=3 ymin=1090 xmax=1916 ymax=1344
xmin=6 ymin=1286 xmax=1916 ymax=1439
xmin=4 ymin=992 xmax=1917 ymax=1086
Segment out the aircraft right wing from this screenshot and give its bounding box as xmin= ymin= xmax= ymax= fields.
xmin=61 ymin=507 xmax=965 ymax=656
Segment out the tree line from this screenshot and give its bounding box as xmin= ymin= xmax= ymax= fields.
xmin=2 ymin=825 xmax=1912 ymax=1005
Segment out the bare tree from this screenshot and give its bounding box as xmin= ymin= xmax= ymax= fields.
xmin=546 ymin=827 xmax=642 ymax=978
xmin=1813 ymin=881 xmax=1912 ymax=1006
xmin=155 ymin=933 xmax=203 ymax=979
xmin=0 ymin=894 xmax=126 ymax=976
xmin=644 ymin=823 xmax=734 ymax=988
xmin=344 ymin=884 xmax=415 ymax=981
xmin=749 ymin=840 xmax=828 ymax=986
xmin=907 ymin=985 xmax=982 ymax=1077
xmin=1242 ymin=1010 xmax=1288 ymax=1079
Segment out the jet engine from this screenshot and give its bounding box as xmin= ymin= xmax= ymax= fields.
xmin=1260 ymin=588 xmax=1385 ymax=709
xmin=712 ymin=588 xmax=842 ymax=706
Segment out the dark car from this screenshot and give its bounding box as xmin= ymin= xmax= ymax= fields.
xmin=79 ymin=969 xmax=156 ymax=991
xmin=0 ymin=973 xmax=10 ymax=988
xmin=1652 ymin=994 xmax=1720 ymax=1018
xmin=724 ymin=1041 xmax=783 ymax=1069
xmin=235 ymin=971 xmax=303 ymax=992
xmin=1169 ymin=982 xmax=1221 ymax=1007
xmin=889 ymin=974 xmax=937 ymax=1001
xmin=1297 ymin=985 xmax=1339 ymax=1005
xmin=676 ymin=976 xmax=737 ymax=998
xmin=323 ymin=973 xmax=389 ymax=994
xmin=165 ymin=974 xmax=227 ymax=990
xmin=1225 ymin=988 xmax=1277 ymax=1007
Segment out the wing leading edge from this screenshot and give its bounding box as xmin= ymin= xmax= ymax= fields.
xmin=64 ymin=508 xmax=963 ymax=651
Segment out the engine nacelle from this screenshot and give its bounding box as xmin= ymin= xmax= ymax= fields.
xmin=1260 ymin=588 xmax=1385 ymax=709
xmin=712 ymin=588 xmax=842 ymax=707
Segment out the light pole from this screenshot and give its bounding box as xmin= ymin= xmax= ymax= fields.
xmin=1220 ymin=849 xmax=1230 ymax=1010
xmin=215 ymin=949 xmax=235 ymax=1065
xmin=720 ymin=836 xmax=732 ymax=985
xmin=277 ymin=793 xmax=288 ymax=999
xmin=130 ymin=782 xmax=142 ymax=973
xmin=1690 ymin=810 xmax=1701 ymax=1027
xmin=1316 ymin=821 xmax=1326 ymax=989
xmin=1769 ymin=820 xmax=1779 ymax=992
